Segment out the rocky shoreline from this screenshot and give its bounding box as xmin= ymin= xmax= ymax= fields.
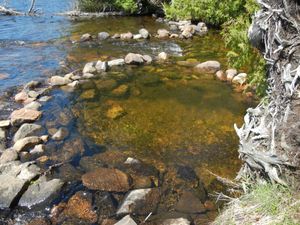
xmin=0 ymin=21 xmax=252 ymax=225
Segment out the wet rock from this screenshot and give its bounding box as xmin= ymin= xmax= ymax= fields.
xmin=175 ymin=190 xmax=206 ymax=214
xmin=24 ymin=101 xmax=42 ymax=110
xmin=24 ymin=80 xmax=41 ymax=90
xmin=139 ymin=28 xmax=150 ymax=39
xmin=226 ymin=69 xmax=238 ymax=82
xmin=0 ymin=120 xmax=10 ymax=128
xmin=215 ymin=70 xmax=227 ymax=81
xmin=63 ymin=191 xmax=97 ymax=223
xmin=96 ymin=60 xmax=108 ymax=72
xmin=83 ymin=73 xmax=95 ymax=79
xmin=232 ymin=73 xmax=247 ymax=85
xmin=115 ymin=215 xmax=137 ymax=225
xmin=50 ymin=76 xmax=72 ymax=86
xmin=83 ymin=62 xmax=97 ymax=74
xmin=52 ymin=127 xmax=69 ymax=141
xmin=194 ymin=61 xmax=221 ymax=74
xmin=94 ymin=191 xmax=118 ymax=221
xmin=0 ymin=149 xmax=18 ymax=164
xmin=28 ymin=90 xmax=40 ymax=99
xmin=117 ymin=188 xmax=160 ymax=215
xmin=39 ymin=96 xmax=52 ymax=102
xmin=157 ymin=29 xmax=170 ymax=38
xmin=106 ymin=105 xmax=126 ymax=119
xmin=162 ymin=218 xmax=191 ymax=225
xmin=82 ymin=168 xmax=130 ymax=192
xmin=120 ymin=32 xmax=133 ymax=39
xmin=80 ymin=89 xmax=96 ymax=100
xmin=98 ymin=32 xmax=110 ymax=40
xmin=133 ymin=34 xmax=143 ymax=39
xmin=143 ymin=55 xmax=153 ymax=64
xmin=158 ymin=52 xmax=168 ymax=61
xmin=52 ymin=137 xmax=85 ymax=162
xmin=0 ymin=161 xmax=40 ymax=208
xmin=13 ymin=136 xmax=42 ymax=152
xmin=19 ymin=176 xmax=64 ymax=208
xmin=108 ymin=59 xmax=125 ymax=67
xmin=11 ymin=108 xmax=41 ymax=127
xmin=125 ymin=53 xmax=144 ymax=65
xmin=30 ymin=144 xmax=45 ymax=155
xmin=111 ymin=84 xmax=129 ymax=97
xmin=80 ymin=33 xmax=93 ymax=42
xmin=15 ymin=91 xmax=29 ymax=102
xmin=96 ymin=79 xmax=118 ymax=92
xmin=14 ymin=123 xmax=43 ymax=143
xmin=56 ymin=163 xmax=83 ymax=182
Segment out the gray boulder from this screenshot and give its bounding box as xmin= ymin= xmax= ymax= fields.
xmin=83 ymin=62 xmax=96 ymax=74
xmin=232 ymin=73 xmax=247 ymax=85
xmin=10 ymin=108 xmax=42 ymax=126
xmin=98 ymin=32 xmax=110 ymax=40
xmin=226 ymin=69 xmax=238 ymax=82
xmin=95 ymin=60 xmax=108 ymax=72
xmin=80 ymin=33 xmax=92 ymax=42
xmin=14 ymin=123 xmax=43 ymax=143
xmin=125 ymin=53 xmax=144 ymax=65
xmin=194 ymin=61 xmax=221 ymax=74
xmin=120 ymin=32 xmax=133 ymax=39
xmin=0 ymin=149 xmax=18 ymax=164
xmin=24 ymin=101 xmax=42 ymax=110
xmin=50 ymin=76 xmax=72 ymax=86
xmin=139 ymin=28 xmax=150 ymax=39
xmin=108 ymin=59 xmax=125 ymax=67
xmin=157 ymin=29 xmax=170 ymax=38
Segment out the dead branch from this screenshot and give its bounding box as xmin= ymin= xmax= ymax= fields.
xmin=0 ymin=5 xmax=24 ymax=15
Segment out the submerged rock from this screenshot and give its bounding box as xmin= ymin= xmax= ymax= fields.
xmin=115 ymin=215 xmax=137 ymax=225
xmin=14 ymin=123 xmax=43 ymax=143
xmin=82 ymin=167 xmax=130 ymax=192
xmin=195 ymin=61 xmax=221 ymax=74
xmin=10 ymin=108 xmax=42 ymax=126
xmin=96 ymin=79 xmax=118 ymax=91
xmin=52 ymin=127 xmax=69 ymax=141
xmin=106 ymin=105 xmax=126 ymax=119
xmin=175 ymin=190 xmax=206 ymax=214
xmin=111 ymin=84 xmax=129 ymax=97
xmin=19 ymin=176 xmax=64 ymax=208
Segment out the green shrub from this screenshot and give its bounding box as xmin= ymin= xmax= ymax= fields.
xmin=78 ymin=0 xmax=138 ymax=13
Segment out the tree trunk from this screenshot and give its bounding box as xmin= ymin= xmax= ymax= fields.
xmin=236 ymin=0 xmax=300 ymax=185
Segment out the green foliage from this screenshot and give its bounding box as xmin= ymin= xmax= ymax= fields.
xmin=78 ymin=0 xmax=138 ymax=13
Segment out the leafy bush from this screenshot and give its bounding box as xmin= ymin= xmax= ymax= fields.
xmin=78 ymin=0 xmax=138 ymax=13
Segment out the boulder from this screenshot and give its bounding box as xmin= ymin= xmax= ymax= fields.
xmin=162 ymin=218 xmax=191 ymax=225
xmin=24 ymin=101 xmax=42 ymax=110
xmin=83 ymin=62 xmax=96 ymax=74
xmin=52 ymin=127 xmax=69 ymax=141
xmin=226 ymin=69 xmax=238 ymax=82
xmin=115 ymin=215 xmax=137 ymax=225
xmin=80 ymin=33 xmax=92 ymax=42
xmin=215 ymin=70 xmax=227 ymax=81
xmin=0 ymin=149 xmax=18 ymax=164
xmin=133 ymin=34 xmax=143 ymax=39
xmin=28 ymin=90 xmax=40 ymax=99
xmin=98 ymin=32 xmax=110 ymax=40
xmin=157 ymin=29 xmax=170 ymax=38
xmin=108 ymin=59 xmax=125 ymax=67
xmin=82 ymin=168 xmax=130 ymax=192
xmin=142 ymin=55 xmax=153 ymax=64
xmin=82 ymin=73 xmax=95 ymax=79
xmin=181 ymin=25 xmax=196 ymax=38
xmin=158 ymin=52 xmax=168 ymax=61
xmin=175 ymin=190 xmax=206 ymax=214
xmin=50 ymin=76 xmax=71 ymax=86
xmin=139 ymin=28 xmax=150 ymax=39
xmin=0 ymin=161 xmax=40 ymax=208
xmin=125 ymin=53 xmax=144 ymax=65
xmin=232 ymin=73 xmax=247 ymax=85
xmin=96 ymin=60 xmax=108 ymax=72
xmin=10 ymin=108 xmax=42 ymax=126
xmin=14 ymin=123 xmax=43 ymax=143
xmin=194 ymin=61 xmax=221 ymax=74
xmin=117 ymin=188 xmax=160 ymax=215
xmin=120 ymin=32 xmax=133 ymax=40
xmin=0 ymin=120 xmax=10 ymax=128
xmin=195 ymin=22 xmax=208 ymax=35
xmin=15 ymin=91 xmax=29 ymax=102
xmin=19 ymin=176 xmax=64 ymax=208
xmin=13 ymin=136 xmax=42 ymax=152
xmin=106 ymin=105 xmax=126 ymax=119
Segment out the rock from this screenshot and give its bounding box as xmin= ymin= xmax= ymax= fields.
xmin=50 ymin=76 xmax=71 ymax=86
xmin=125 ymin=157 xmax=140 ymax=164
xmin=67 ymin=80 xmax=80 ymax=88
xmin=83 ymin=62 xmax=96 ymax=74
xmin=195 ymin=22 xmax=208 ymax=35
xmin=170 ymin=24 xmax=178 ymax=31
xmin=120 ymin=32 xmax=133 ymax=39
xmin=133 ymin=34 xmax=143 ymax=39
xmin=63 ymin=191 xmax=97 ymax=223
xmin=80 ymin=89 xmax=96 ymax=99
xmin=162 ymin=218 xmax=191 ymax=225
xmin=52 ymin=127 xmax=69 ymax=141
xmin=24 ymin=101 xmax=42 ymax=110
xmin=139 ymin=28 xmax=150 ymax=39
xmin=15 ymin=91 xmax=29 ymax=102
xmin=14 ymin=123 xmax=43 ymax=143
xmin=39 ymin=96 xmax=52 ymax=102
xmin=19 ymin=176 xmax=64 ymax=208
xmin=194 ymin=61 xmax=221 ymax=74
xmin=24 ymin=80 xmax=41 ymax=90
xmin=0 ymin=161 xmax=40 ymax=208
xmin=30 ymin=144 xmax=45 ymax=155
xmin=106 ymin=105 xmax=126 ymax=119
xmin=27 ymin=218 xmax=50 ymax=225
xmin=82 ymin=168 xmax=130 ymax=192
xmin=157 ymin=29 xmax=170 ymax=38
xmin=142 ymin=55 xmax=153 ymax=64
xmin=125 ymin=53 xmax=144 ymax=65
xmin=226 ymin=69 xmax=238 ymax=82
xmin=0 ymin=149 xmax=18 ymax=164
xmin=0 ymin=128 xmax=6 ymax=151
xmin=13 ymin=136 xmax=42 ymax=152
xmin=170 ymin=33 xmax=179 ymax=38
xmin=112 ymin=33 xmax=121 ymax=39
xmin=96 ymin=79 xmax=118 ymax=91
xmin=82 ymin=73 xmax=95 ymax=79
xmin=10 ymin=108 xmax=42 ymax=126
xmin=181 ymin=25 xmax=195 ymax=38
xmin=111 ymin=85 xmax=129 ymax=97
xmin=98 ymin=32 xmax=110 ymax=40
xmin=108 ymin=59 xmax=125 ymax=67
xmin=215 ymin=70 xmax=227 ymax=81
xmin=28 ymin=90 xmax=39 ymax=99
xmin=101 ymin=219 xmax=117 ymax=225
xmin=232 ymin=73 xmax=247 ymax=85
xmin=0 ymin=120 xmax=10 ymax=128
xmin=96 ymin=60 xmax=108 ymax=72
xmin=158 ymin=52 xmax=168 ymax=61
xmin=115 ymin=215 xmax=137 ymax=225
xmin=40 ymin=135 xmax=49 ymax=143
xmin=175 ymin=190 xmax=206 ymax=214
xmin=117 ymin=188 xmax=160 ymax=215
xmin=80 ymin=33 xmax=92 ymax=42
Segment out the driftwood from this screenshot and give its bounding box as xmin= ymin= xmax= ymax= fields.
xmin=56 ymin=10 xmax=127 ymax=18
xmin=0 ymin=6 xmax=24 ymax=15
xmin=236 ymin=0 xmax=300 ymax=185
